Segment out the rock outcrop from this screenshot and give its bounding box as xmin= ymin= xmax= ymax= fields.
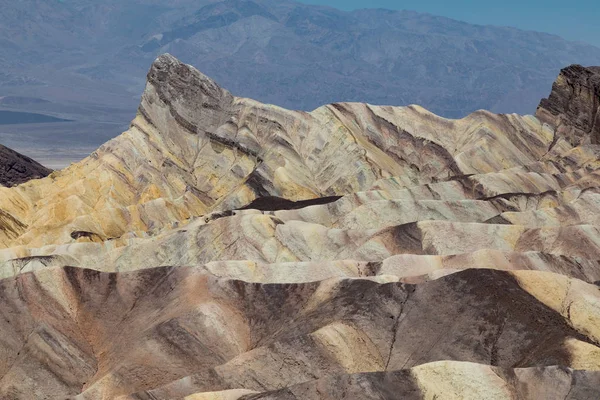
xmin=1 ymin=56 xmax=600 ymax=399
xmin=537 ymin=64 xmax=600 ymax=145
xmin=0 ymin=144 xmax=51 ymax=186
xmin=0 ymin=54 xmax=561 ymax=248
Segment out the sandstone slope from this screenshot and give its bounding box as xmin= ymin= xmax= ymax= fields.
xmin=0 ymin=55 xmax=600 ymax=399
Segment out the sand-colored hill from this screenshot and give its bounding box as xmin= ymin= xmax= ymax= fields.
xmin=1 ymin=56 xmax=600 ymax=399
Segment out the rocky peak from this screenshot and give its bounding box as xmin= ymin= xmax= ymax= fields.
xmin=141 ymin=54 xmax=235 ymax=136
xmin=536 ymin=64 xmax=600 ymax=146
xmin=0 ymin=144 xmax=51 ymax=187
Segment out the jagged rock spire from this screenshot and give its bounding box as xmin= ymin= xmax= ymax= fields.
xmin=536 ymin=64 xmax=600 ymax=146
xmin=141 ymin=53 xmax=234 ymax=135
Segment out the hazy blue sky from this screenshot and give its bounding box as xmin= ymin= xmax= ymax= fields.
xmin=296 ymin=0 xmax=600 ymax=47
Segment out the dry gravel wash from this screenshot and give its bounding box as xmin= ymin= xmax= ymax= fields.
xmin=0 ymin=56 xmax=599 ymax=399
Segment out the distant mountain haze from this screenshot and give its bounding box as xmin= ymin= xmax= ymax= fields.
xmin=1 ymin=0 xmax=600 ymax=167
xmin=296 ymin=0 xmax=600 ymax=47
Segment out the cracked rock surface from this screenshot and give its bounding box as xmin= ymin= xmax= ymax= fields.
xmin=0 ymin=144 xmax=51 ymax=187
xmin=537 ymin=64 xmax=600 ymax=146
xmin=0 ymin=55 xmax=600 ymax=399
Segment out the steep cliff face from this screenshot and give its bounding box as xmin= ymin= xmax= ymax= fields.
xmin=1 ymin=57 xmax=600 ymax=399
xmin=0 ymin=144 xmax=51 ymax=187
xmin=537 ymin=64 xmax=600 ymax=145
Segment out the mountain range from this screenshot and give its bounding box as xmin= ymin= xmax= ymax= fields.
xmin=0 ymin=54 xmax=599 ymax=398
xmin=2 ymin=0 xmax=600 ymax=167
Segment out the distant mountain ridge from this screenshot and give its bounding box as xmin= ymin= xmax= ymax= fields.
xmin=2 ymin=0 xmax=600 ymax=167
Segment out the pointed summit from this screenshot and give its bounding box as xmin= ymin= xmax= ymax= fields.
xmin=141 ymin=54 xmax=234 ymax=135
xmin=147 ymin=54 xmax=227 ymax=99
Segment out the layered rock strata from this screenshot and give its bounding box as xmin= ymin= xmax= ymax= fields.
xmin=537 ymin=64 xmax=600 ymax=146
xmin=0 ymin=55 xmax=600 ymax=399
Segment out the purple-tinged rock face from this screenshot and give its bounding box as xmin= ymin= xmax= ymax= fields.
xmin=537 ymin=64 xmax=600 ymax=146
xmin=0 ymin=144 xmax=51 ymax=187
